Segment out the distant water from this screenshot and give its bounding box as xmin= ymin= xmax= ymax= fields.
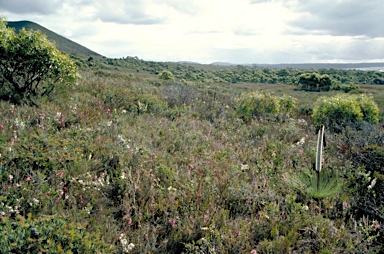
xmin=353 ymin=67 xmax=384 ymax=71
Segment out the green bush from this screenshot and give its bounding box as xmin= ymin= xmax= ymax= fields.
xmin=298 ymin=73 xmax=332 ymax=92
xmin=333 ymin=84 xmax=360 ymax=93
xmin=312 ymin=94 xmax=379 ymax=131
xmin=0 ymin=17 xmax=77 ymax=105
xmin=158 ymin=70 xmax=175 ymax=81
xmin=235 ymin=92 xmax=295 ymax=122
xmin=0 ymin=215 xmax=113 ymax=253
xmin=279 ymin=94 xmax=296 ymax=116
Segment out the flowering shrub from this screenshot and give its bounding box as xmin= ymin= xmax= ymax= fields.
xmin=235 ymin=92 xmax=296 ymax=122
xmin=312 ymin=94 xmax=379 ymax=132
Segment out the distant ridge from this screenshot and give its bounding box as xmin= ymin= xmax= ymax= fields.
xmin=251 ymin=62 xmax=384 ymax=70
xmin=6 ymin=20 xmax=102 ymax=57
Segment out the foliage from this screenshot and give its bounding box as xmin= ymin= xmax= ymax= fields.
xmin=312 ymin=94 xmax=379 ymax=132
xmin=333 ymin=83 xmax=360 ymax=93
xmin=158 ymin=70 xmax=175 ymax=80
xmin=290 ymin=168 xmax=344 ymax=199
xmin=0 ymin=214 xmax=113 ymax=253
xmin=235 ymin=92 xmax=295 ymax=122
xmin=0 ymin=17 xmax=77 ymax=105
xmin=298 ymin=73 xmax=332 ymax=91
xmin=279 ymin=94 xmax=297 ymax=116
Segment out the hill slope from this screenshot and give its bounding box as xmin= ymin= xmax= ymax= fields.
xmin=6 ymin=20 xmax=102 ymax=57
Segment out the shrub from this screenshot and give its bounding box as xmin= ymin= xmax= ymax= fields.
xmin=158 ymin=70 xmax=175 ymax=80
xmin=0 ymin=17 xmax=77 ymax=105
xmin=0 ymin=215 xmax=113 ymax=253
xmin=298 ymin=73 xmax=332 ymax=92
xmin=333 ymin=84 xmax=360 ymax=93
xmin=235 ymin=92 xmax=296 ymax=122
xmin=279 ymin=94 xmax=296 ymax=116
xmin=312 ymin=94 xmax=379 ymax=132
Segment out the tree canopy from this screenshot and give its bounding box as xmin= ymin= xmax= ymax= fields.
xmin=0 ymin=17 xmax=77 ymax=105
xmin=298 ymin=73 xmax=332 ymax=92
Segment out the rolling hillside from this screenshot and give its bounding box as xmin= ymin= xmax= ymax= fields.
xmin=6 ymin=20 xmax=102 ymax=57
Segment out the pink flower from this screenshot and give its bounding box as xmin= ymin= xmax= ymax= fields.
xmin=0 ymin=124 xmax=3 ymax=129
xmin=58 ymin=171 xmax=64 ymax=178
xmin=251 ymin=250 xmax=257 ymax=254
xmin=169 ymin=219 xmax=176 ymax=229
xmin=125 ymin=216 xmax=132 ymax=225
xmin=26 ymin=177 xmax=31 ymax=183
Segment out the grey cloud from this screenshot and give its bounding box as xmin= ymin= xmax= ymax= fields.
xmin=233 ymin=28 xmax=258 ymax=36
xmin=93 ymin=0 xmax=163 ymax=25
xmin=209 ymin=36 xmax=384 ymax=64
xmin=0 ymin=0 xmax=61 ymax=15
xmin=98 ymin=12 xmax=163 ymax=25
xmin=291 ymin=37 xmax=384 ymax=62
xmin=290 ymin=0 xmax=384 ymax=38
xmin=249 ymin=0 xmax=269 ymax=3
xmin=161 ymin=0 xmax=201 ymax=15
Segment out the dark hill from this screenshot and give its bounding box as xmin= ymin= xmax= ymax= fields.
xmin=6 ymin=20 xmax=102 ymax=57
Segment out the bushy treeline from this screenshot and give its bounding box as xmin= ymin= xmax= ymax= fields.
xmin=74 ymin=55 xmax=384 ymax=86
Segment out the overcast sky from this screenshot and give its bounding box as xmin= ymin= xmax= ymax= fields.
xmin=1 ymin=0 xmax=384 ymax=64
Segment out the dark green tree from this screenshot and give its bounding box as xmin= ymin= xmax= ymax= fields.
xmin=298 ymin=73 xmax=332 ymax=91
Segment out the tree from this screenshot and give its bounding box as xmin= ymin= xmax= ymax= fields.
xmin=0 ymin=17 xmax=77 ymax=105
xmin=298 ymin=73 xmax=332 ymax=92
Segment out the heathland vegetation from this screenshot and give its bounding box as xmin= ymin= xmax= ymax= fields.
xmin=1 ymin=18 xmax=384 ymax=253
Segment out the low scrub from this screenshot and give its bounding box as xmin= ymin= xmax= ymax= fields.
xmin=235 ymin=92 xmax=296 ymax=122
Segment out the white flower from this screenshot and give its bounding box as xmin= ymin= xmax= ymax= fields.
xmin=119 ymin=233 xmax=134 ymax=253
xmin=167 ymin=186 xmax=177 ymax=192
xmin=117 ymin=135 xmax=126 ymax=144
xmin=121 ymin=172 xmax=126 ymax=179
xmin=127 ymin=243 xmax=135 ymax=250
xmin=241 ymin=164 xmax=249 ymax=171
xmin=121 ymin=238 xmax=128 ymax=246
xmin=107 ymin=121 xmax=112 ymax=127
xmin=368 ymin=178 xmax=377 ymax=190
xmin=84 ymin=207 xmax=91 ymax=215
xmin=14 ymin=118 xmax=25 ymax=129
xmin=70 ymin=104 xmax=77 ymax=114
xmin=122 ymin=109 xmax=127 ymax=114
